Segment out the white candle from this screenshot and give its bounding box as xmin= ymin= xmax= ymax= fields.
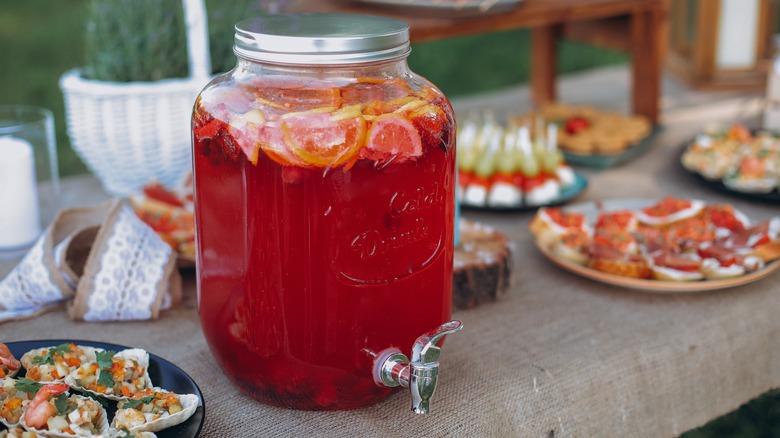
xmin=0 ymin=136 xmax=41 ymax=249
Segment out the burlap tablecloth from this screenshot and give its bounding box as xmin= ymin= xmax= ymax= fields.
xmin=3 ymin=101 xmax=779 ymax=437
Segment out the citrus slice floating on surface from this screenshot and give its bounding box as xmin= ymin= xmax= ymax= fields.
xmin=408 ymin=103 xmax=449 ymax=151
xmin=364 ymin=97 xmax=423 ymax=116
xmin=363 ymin=113 xmax=423 ymax=163
xmin=257 ymin=122 xmax=311 ymax=167
xmin=227 ymin=109 xmax=276 ymax=165
xmin=255 ymin=86 xmax=342 ymax=112
xmin=282 ymin=112 xmax=366 ymax=168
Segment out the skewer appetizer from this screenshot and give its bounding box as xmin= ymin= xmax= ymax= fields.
xmin=457 ymin=111 xmax=578 ymax=208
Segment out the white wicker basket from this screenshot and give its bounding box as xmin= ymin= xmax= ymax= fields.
xmin=60 ymin=0 xmax=212 ymax=196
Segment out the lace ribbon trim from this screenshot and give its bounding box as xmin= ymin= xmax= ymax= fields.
xmin=0 ymin=200 xmax=182 ymax=322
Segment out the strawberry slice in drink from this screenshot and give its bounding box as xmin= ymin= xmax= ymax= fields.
xmin=408 ymin=103 xmax=450 ymax=152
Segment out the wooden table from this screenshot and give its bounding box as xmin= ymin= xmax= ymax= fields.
xmin=294 ymin=0 xmax=669 ymax=124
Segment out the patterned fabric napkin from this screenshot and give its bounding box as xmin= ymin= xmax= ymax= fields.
xmin=0 ymin=200 xmax=182 ymax=322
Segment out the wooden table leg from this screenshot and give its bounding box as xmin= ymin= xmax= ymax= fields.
xmin=531 ymin=24 xmax=562 ymax=107
xmin=631 ymin=2 xmax=668 ymax=124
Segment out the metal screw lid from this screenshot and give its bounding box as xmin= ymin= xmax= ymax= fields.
xmin=234 ymin=13 xmax=411 ymax=65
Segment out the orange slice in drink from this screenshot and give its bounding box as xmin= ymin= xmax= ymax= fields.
xmin=363 ymin=113 xmax=423 ymax=162
xmin=281 ymin=110 xmax=366 ymax=168
xmin=255 ymin=85 xmax=342 ymax=112
xmin=257 ymin=122 xmax=311 ymax=167
xmin=342 ymin=78 xmax=411 ymax=106
xmin=364 ymin=96 xmax=425 ymax=116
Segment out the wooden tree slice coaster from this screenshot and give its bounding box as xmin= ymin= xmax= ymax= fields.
xmin=454 ymin=219 xmax=513 ymax=309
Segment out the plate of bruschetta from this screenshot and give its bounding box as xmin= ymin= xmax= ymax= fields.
xmin=529 ymin=197 xmax=780 ymax=292
xmin=680 ymin=124 xmax=780 ymax=203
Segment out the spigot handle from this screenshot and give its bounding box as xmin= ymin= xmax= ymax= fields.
xmin=372 ymin=320 xmax=463 ymax=414
xmin=411 ymin=320 xmax=463 ymax=365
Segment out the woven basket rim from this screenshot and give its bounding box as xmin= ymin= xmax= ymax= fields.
xmin=59 ymin=68 xmax=211 ymax=96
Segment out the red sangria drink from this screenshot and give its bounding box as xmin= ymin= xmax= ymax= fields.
xmin=192 ymin=14 xmax=455 ymax=410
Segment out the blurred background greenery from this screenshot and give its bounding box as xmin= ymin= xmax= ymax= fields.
xmin=1 ymin=0 xmax=779 ymax=435
xmin=0 ymin=0 xmax=627 ymax=178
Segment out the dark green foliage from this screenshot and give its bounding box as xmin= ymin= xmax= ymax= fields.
xmin=83 ymin=0 xmax=271 ymax=81
xmin=206 ymin=0 xmax=274 ymax=74
xmin=0 ymin=0 xmax=90 ymax=177
xmin=84 ymin=0 xmax=188 ymax=81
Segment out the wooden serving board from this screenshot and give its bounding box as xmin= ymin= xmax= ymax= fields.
xmin=453 ymin=220 xmax=513 ymax=309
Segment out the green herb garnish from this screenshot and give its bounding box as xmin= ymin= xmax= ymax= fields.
xmin=95 ymin=350 xmax=116 ymax=388
xmin=95 ymin=350 xmax=116 ymax=370
xmin=54 ymin=393 xmax=78 ymax=416
xmin=121 ymin=395 xmax=156 ymax=409
xmin=84 ymin=391 xmax=109 ymax=408
xmin=31 ymin=343 xmax=71 ymax=365
xmin=14 ymin=377 xmax=43 ymax=395
xmin=97 ymin=369 xmax=114 ymax=388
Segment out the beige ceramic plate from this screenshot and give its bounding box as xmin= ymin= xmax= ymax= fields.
xmin=534 ymin=198 xmax=780 ymax=293
xmin=536 ymin=242 xmax=780 ymax=293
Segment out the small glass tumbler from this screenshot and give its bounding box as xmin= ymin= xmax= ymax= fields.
xmin=0 ymin=105 xmax=60 ymax=258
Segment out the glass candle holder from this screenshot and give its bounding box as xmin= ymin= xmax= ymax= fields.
xmin=0 ymin=105 xmax=59 ymax=258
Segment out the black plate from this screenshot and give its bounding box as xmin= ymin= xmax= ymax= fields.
xmin=460 ymin=171 xmax=588 ymax=212
xmin=5 ymin=340 xmax=204 ymax=437
xmin=678 ymin=141 xmax=780 ymax=204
